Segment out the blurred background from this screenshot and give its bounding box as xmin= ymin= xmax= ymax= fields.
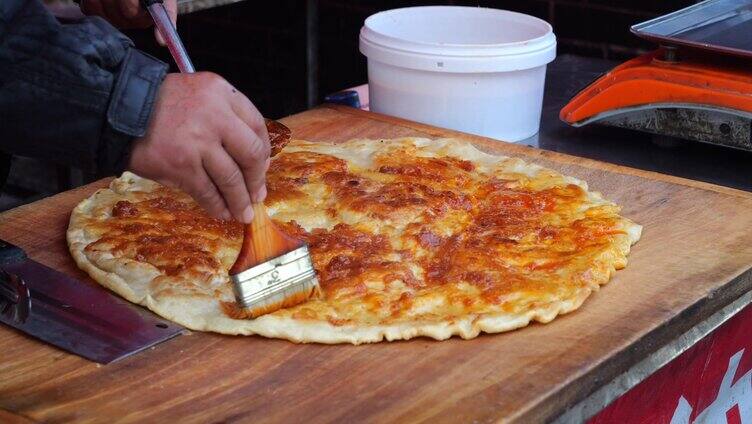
xmin=1 ymin=0 xmax=699 ymax=211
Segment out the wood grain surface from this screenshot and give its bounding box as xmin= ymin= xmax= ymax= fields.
xmin=1 ymin=105 xmax=751 ymax=423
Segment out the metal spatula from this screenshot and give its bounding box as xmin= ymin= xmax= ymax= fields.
xmin=0 ymin=239 xmax=182 ymax=364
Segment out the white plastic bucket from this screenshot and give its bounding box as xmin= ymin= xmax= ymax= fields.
xmin=359 ymin=6 xmax=556 ymax=142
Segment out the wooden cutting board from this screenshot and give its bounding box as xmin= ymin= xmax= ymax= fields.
xmin=2 ymin=105 xmax=752 ymax=423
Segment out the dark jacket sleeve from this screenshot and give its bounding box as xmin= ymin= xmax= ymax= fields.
xmin=0 ymin=0 xmax=168 ymax=179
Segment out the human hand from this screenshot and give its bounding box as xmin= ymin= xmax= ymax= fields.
xmin=128 ymin=73 xmax=271 ymax=223
xmin=79 ymin=0 xmax=177 ymax=45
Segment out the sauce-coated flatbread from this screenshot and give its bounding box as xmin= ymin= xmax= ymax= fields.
xmin=67 ymin=137 xmax=641 ymax=344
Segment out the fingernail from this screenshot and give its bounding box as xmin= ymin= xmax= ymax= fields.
xmin=220 ymin=210 xmax=232 ymax=221
xmin=252 ymin=185 xmax=267 ymax=203
xmin=241 ymin=205 xmax=254 ymax=223
xmin=264 ymin=158 xmax=271 ymax=172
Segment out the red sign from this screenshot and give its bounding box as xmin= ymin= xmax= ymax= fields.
xmin=590 ymin=303 xmax=752 ymax=423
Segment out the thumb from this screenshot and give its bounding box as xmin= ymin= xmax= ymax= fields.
xmin=154 ymin=27 xmax=166 ymax=46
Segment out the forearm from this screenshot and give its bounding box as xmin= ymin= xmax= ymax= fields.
xmin=0 ymin=0 xmax=167 ymax=176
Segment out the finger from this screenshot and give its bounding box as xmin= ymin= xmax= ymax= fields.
xmin=102 ymin=0 xmax=150 ymax=28
xmin=117 ymin=0 xmax=144 ymax=20
xmin=154 ymin=27 xmax=166 ymax=46
xmin=80 ymin=0 xmax=104 ymax=17
xmin=221 ymin=117 xmax=270 ymax=204
xmin=187 ymin=168 xmax=232 ymax=221
xmin=249 ymin=158 xmax=270 ymax=204
xmin=203 ymin=148 xmax=254 ymax=223
xmin=255 ymin=158 xmax=271 ymax=202
xmin=99 ymin=0 xmax=130 ymax=27
xmin=85 ymin=0 xmax=125 ymax=25
xmin=226 ymin=91 xmax=270 ymax=200
xmin=227 ymin=88 xmax=269 ymax=143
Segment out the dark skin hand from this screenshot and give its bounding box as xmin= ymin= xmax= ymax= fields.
xmin=128 ymin=73 xmax=271 ymax=223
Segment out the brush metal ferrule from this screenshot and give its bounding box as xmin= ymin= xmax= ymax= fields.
xmin=230 ymin=245 xmax=317 ymax=309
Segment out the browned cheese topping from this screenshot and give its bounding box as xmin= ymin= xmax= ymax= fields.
xmin=86 ymin=141 xmax=630 ymax=325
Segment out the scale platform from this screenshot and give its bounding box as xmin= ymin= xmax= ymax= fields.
xmin=560 ymin=0 xmax=752 ymax=152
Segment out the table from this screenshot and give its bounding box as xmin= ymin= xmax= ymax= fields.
xmin=2 ymin=105 xmax=752 ymax=422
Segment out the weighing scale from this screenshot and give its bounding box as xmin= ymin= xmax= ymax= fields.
xmin=560 ymin=0 xmax=752 ymax=152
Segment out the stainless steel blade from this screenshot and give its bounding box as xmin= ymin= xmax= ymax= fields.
xmin=146 ymin=2 xmax=195 ymax=73
xmin=0 ymin=259 xmax=182 ymax=364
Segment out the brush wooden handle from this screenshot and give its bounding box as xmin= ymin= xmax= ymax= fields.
xmin=229 ymin=203 xmax=303 ymax=275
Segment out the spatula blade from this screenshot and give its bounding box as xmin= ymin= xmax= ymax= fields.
xmin=0 ymin=259 xmax=182 ymax=364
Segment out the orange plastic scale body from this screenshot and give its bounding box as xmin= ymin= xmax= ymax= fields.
xmin=560 ymin=49 xmax=752 ymax=125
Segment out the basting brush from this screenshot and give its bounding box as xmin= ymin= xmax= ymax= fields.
xmin=140 ymin=4 xmax=318 ymax=318
xmin=228 ymin=205 xmax=319 ymax=318
xmin=228 ymin=121 xmax=320 ymax=318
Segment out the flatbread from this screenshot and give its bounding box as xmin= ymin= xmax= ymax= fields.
xmin=67 ymin=137 xmax=641 ymax=344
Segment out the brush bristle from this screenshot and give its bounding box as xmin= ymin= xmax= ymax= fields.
xmin=241 ymin=276 xmax=319 ymax=319
xmin=229 ymin=204 xmax=302 ymax=275
xmin=230 ymin=205 xmax=320 ymax=318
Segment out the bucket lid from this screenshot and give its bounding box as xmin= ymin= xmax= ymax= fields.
xmin=359 ymin=6 xmax=556 ymax=73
